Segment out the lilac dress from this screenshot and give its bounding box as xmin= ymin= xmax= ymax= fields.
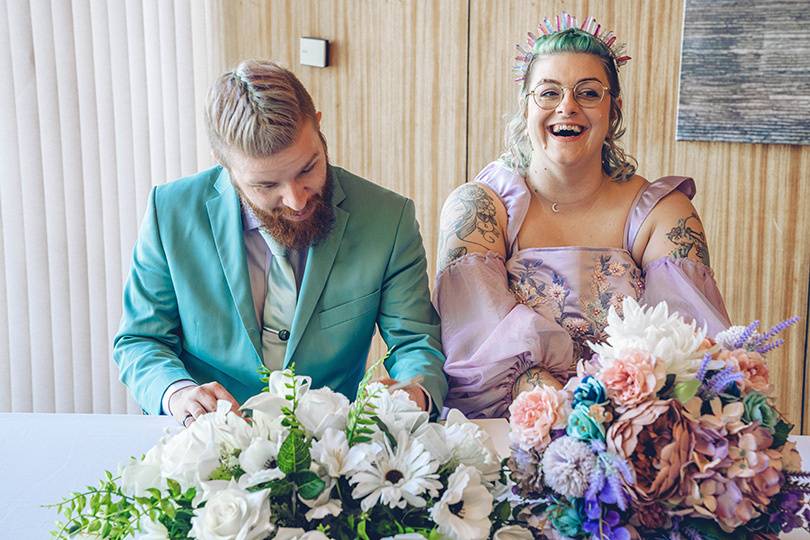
xmin=433 ymin=161 xmax=731 ymax=418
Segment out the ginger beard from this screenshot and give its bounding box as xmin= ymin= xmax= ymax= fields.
xmin=237 ymin=173 xmax=335 ymax=251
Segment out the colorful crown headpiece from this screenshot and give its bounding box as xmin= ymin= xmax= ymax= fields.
xmin=513 ymin=12 xmax=631 ymax=84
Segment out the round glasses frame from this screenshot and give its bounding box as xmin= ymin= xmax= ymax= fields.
xmin=528 ymin=81 xmax=611 ymax=110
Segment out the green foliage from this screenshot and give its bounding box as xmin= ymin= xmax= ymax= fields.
xmin=278 ymin=429 xmax=311 ymax=474
xmin=280 ymin=363 xmax=305 ymax=431
xmin=772 ymin=419 xmax=794 ymax=448
xmin=49 ymin=472 xmax=196 ymax=540
xmin=346 ymin=352 xmax=388 ymax=446
xmin=257 ymin=363 xmax=272 ymax=391
xmin=673 ymin=379 xmax=701 ymax=404
xmin=289 ymin=471 xmax=326 ymax=500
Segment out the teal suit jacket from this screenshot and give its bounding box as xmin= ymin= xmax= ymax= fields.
xmin=114 ymin=165 xmax=447 ymax=415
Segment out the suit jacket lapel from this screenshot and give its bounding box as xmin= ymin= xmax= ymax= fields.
xmin=206 ymin=168 xmax=263 ymax=361
xmin=286 ymin=169 xmax=348 ymax=363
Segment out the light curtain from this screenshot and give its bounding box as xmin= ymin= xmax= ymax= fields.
xmin=0 ymin=0 xmax=225 ymax=413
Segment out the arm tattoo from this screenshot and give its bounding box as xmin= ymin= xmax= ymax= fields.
xmin=666 ymin=212 xmax=711 ymax=266
xmin=438 ymin=184 xmax=501 ymax=270
xmin=438 ymin=246 xmax=468 ymax=270
xmin=449 ymin=183 xmax=500 ymax=243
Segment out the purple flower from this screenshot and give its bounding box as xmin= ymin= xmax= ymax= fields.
xmin=581 ymin=507 xmax=630 ymax=540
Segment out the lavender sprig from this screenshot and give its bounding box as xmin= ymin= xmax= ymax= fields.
xmin=751 ymin=316 xmax=800 ymax=354
xmin=700 ymin=366 xmax=743 ymax=400
xmin=733 ymin=320 xmax=760 ymax=349
xmin=751 ymin=316 xmax=799 ymax=346
xmin=695 ymin=352 xmax=712 ymax=383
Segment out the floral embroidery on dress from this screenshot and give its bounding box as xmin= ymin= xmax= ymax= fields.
xmin=582 ymin=255 xmax=632 ymax=336
xmin=507 ymin=252 xmax=643 ymax=362
xmin=509 ymin=259 xmax=547 ymax=309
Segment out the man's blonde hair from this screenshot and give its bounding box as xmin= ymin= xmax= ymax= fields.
xmin=205 ymin=59 xmax=319 ymax=164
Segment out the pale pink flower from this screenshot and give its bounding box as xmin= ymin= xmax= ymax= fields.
xmin=508 ymin=386 xmax=571 ymax=451
xmin=599 ymin=350 xmax=666 ymax=409
xmin=718 ymin=349 xmax=771 ymax=393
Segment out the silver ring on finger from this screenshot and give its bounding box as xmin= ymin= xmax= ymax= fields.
xmin=182 ymin=413 xmax=194 ymax=427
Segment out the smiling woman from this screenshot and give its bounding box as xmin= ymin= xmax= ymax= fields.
xmin=433 ymin=13 xmax=732 ymax=419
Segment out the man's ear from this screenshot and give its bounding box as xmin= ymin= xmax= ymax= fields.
xmin=316 ymin=111 xmax=322 ymax=123
xmin=617 ymin=96 xmax=623 ymax=110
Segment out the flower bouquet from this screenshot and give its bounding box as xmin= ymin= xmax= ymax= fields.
xmin=506 ymin=298 xmax=810 ymax=539
xmin=52 ymin=359 xmax=527 ymax=540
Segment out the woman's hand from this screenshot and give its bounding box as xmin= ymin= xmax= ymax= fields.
xmin=512 ymin=367 xmax=563 ymax=399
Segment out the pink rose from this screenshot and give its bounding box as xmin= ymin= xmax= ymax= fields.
xmin=718 ymin=349 xmax=770 ymax=393
xmin=509 ymin=385 xmax=571 ymax=451
xmin=599 ymin=350 xmax=665 ymax=409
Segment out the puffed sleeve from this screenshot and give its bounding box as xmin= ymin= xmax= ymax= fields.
xmin=433 ymin=252 xmax=574 ymax=418
xmin=641 ymin=256 xmax=731 ymax=337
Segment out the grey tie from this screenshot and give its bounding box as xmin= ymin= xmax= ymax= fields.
xmin=259 ymin=230 xmax=297 ymax=370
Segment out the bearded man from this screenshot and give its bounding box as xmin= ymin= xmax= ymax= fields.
xmin=114 ymin=60 xmax=447 ymax=425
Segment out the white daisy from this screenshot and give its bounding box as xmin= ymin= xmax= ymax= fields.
xmin=430 ymin=464 xmax=493 ymax=540
xmin=349 ymin=429 xmax=441 ymax=511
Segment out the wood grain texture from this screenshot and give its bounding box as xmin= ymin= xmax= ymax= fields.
xmin=467 ymin=0 xmax=810 ymax=429
xmin=678 ymin=0 xmax=810 ymax=145
xmin=218 ymin=0 xmax=468 ymax=365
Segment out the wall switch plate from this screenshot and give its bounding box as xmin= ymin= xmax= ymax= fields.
xmin=300 ymin=37 xmax=329 ymax=68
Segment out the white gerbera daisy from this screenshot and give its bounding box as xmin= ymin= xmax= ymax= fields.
xmin=349 ymin=429 xmax=441 ymax=511
xmin=588 ymin=297 xmax=707 ymax=382
xmin=430 ymin=464 xmax=493 ymax=540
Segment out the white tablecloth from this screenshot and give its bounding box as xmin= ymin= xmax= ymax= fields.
xmin=1 ymin=413 xmax=808 ymax=539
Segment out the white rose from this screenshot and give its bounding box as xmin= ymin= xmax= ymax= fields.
xmin=203 ymin=400 xmax=254 ymax=450
xmin=189 ymin=480 xmax=273 ymax=540
xmin=159 ymin=420 xmax=220 ymax=489
xmin=493 ymin=525 xmax=534 ymax=540
xmin=120 ymin=445 xmax=164 ymax=496
xmin=296 ymin=388 xmax=349 ymax=438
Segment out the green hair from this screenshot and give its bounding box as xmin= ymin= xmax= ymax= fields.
xmin=501 ymin=28 xmax=637 ymax=181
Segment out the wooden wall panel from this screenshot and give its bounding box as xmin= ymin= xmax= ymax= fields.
xmin=218 ymin=0 xmax=469 ymax=364
xmin=468 ymin=0 xmax=810 ymax=429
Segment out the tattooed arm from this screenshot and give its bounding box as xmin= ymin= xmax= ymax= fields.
xmin=438 ymin=183 xmax=565 ymax=396
xmin=437 ymin=182 xmax=508 ymax=272
xmin=638 ymin=190 xmax=712 ymax=268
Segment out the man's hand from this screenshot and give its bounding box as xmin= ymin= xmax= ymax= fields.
xmin=378 ymin=377 xmax=429 ymax=412
xmin=168 ymin=382 xmax=242 ymax=427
